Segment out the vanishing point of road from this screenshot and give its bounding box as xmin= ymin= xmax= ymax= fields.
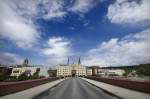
xmin=34 ymin=77 xmax=119 ymax=99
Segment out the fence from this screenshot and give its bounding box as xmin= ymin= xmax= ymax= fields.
xmin=85 ymin=76 xmax=150 ymax=93
xmin=0 ymin=77 xmax=59 ymax=96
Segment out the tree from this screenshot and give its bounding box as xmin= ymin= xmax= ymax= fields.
xmin=0 ymin=75 xmax=9 ymax=81
xmin=136 ymin=64 xmax=150 ymax=76
xmin=18 ymin=70 xmax=31 ymax=81
xmin=18 ymin=72 xmax=29 ymax=81
xmin=30 ymin=68 xmax=40 ymax=79
xmin=123 ymin=69 xmax=132 ymax=77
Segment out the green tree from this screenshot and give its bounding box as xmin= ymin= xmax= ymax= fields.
xmin=30 ymin=68 xmax=40 ymax=79
xmin=0 ymin=75 xmax=9 ymax=81
xmin=136 ymin=64 xmax=150 ymax=76
xmin=123 ymin=69 xmax=132 ymax=77
xmin=18 ymin=73 xmax=29 ymax=81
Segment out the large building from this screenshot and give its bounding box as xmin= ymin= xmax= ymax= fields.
xmin=57 ymin=58 xmax=86 ymax=77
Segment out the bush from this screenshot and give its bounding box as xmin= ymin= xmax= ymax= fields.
xmin=18 ymin=73 xmax=29 ymax=81
xmin=123 ymin=69 xmax=132 ymax=77
xmin=136 ymin=64 xmax=150 ymax=76
xmin=108 ymin=74 xmax=119 ymax=77
xmin=0 ymin=75 xmax=9 ymax=81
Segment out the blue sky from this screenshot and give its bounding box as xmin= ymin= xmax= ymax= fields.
xmin=0 ymin=0 xmax=150 ymax=66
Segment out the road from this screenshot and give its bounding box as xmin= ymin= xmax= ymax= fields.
xmin=34 ymin=77 xmax=119 ymax=99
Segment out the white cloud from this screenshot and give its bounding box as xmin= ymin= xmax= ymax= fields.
xmin=41 ymin=0 xmax=67 ymax=20
xmin=0 ymin=0 xmax=40 ymax=49
xmin=69 ymin=0 xmax=99 ymax=14
xmin=42 ymin=37 xmax=72 ymax=65
xmin=0 ymin=0 xmax=100 ymax=49
xmin=0 ymin=52 xmax=23 ymax=65
xmin=107 ymin=0 xmax=150 ymax=24
xmin=83 ymin=28 xmax=150 ymax=66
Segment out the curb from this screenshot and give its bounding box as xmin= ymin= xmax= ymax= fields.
xmin=32 ymin=79 xmax=66 ymax=99
xmin=80 ymin=78 xmax=123 ymax=99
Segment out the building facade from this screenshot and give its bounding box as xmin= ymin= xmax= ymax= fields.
xmin=87 ymin=66 xmax=100 ymax=76
xmin=10 ymin=59 xmax=49 ymax=77
xmin=86 ymin=67 xmax=92 ymax=76
xmin=98 ymin=69 xmax=125 ymax=76
xmin=57 ymin=64 xmax=86 ymax=77
xmin=87 ymin=66 xmax=126 ymax=77
xmin=56 ymin=58 xmax=86 ymax=77
xmin=11 ymin=66 xmax=38 ymax=77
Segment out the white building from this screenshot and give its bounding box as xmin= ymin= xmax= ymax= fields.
xmin=11 ymin=66 xmax=49 ymax=77
xmin=86 ymin=66 xmax=125 ymax=77
xmin=57 ymin=58 xmax=86 ymax=77
xmin=57 ymin=64 xmax=86 ymax=77
xmin=98 ymin=69 xmax=125 ymax=76
xmin=11 ymin=59 xmax=49 ymax=77
xmin=11 ymin=66 xmax=38 ymax=77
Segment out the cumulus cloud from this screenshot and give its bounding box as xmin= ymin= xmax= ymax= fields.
xmin=41 ymin=0 xmax=67 ymax=20
xmin=0 ymin=52 xmax=23 ymax=65
xmin=41 ymin=0 xmax=100 ymax=19
xmin=107 ymin=0 xmax=150 ymax=24
xmin=83 ymin=28 xmax=150 ymax=66
xmin=0 ymin=0 xmax=40 ymax=49
xmin=69 ymin=0 xmax=99 ymax=14
xmin=42 ymin=37 xmax=72 ymax=65
xmin=0 ymin=0 xmax=100 ymax=49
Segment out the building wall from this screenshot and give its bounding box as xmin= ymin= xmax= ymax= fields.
xmin=57 ymin=66 xmax=71 ymax=77
xmin=11 ymin=67 xmax=38 ymax=77
xmin=11 ymin=66 xmax=49 ymax=77
xmin=98 ymin=69 xmax=125 ymax=76
xmin=87 ymin=68 xmax=92 ymax=76
xmin=56 ymin=64 xmax=86 ymax=77
xmin=77 ymin=66 xmax=86 ymax=76
xmin=107 ymin=69 xmax=125 ymax=76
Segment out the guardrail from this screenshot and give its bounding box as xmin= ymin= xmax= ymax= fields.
xmin=85 ymin=76 xmax=150 ymax=93
xmin=0 ymin=77 xmax=59 ymax=96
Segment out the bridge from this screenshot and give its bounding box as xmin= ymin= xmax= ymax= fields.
xmin=0 ymin=77 xmax=150 ymax=99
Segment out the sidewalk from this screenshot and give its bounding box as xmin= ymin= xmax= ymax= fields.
xmin=81 ymin=78 xmax=150 ymax=99
xmin=0 ymin=79 xmax=64 ymax=99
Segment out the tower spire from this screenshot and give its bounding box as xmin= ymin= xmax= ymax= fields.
xmin=67 ymin=57 xmax=69 ymax=65
xmin=78 ymin=57 xmax=81 ymax=65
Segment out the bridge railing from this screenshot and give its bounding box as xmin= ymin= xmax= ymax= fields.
xmin=0 ymin=77 xmax=59 ymax=96
xmin=85 ymin=76 xmax=150 ymax=93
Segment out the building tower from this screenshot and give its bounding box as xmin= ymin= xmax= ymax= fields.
xmin=78 ymin=57 xmax=81 ymax=65
xmin=23 ymin=58 xmax=29 ymax=66
xmin=67 ymin=57 xmax=69 ymax=65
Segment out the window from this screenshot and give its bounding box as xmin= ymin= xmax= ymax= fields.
xmin=13 ymin=70 xmax=19 ymax=73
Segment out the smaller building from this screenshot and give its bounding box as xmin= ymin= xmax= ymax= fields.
xmin=87 ymin=66 xmax=125 ymax=77
xmin=87 ymin=66 xmax=100 ymax=76
xmin=86 ymin=67 xmax=92 ymax=76
xmin=10 ymin=59 xmax=49 ymax=77
xmin=48 ymin=70 xmax=57 ymax=77
xmin=11 ymin=66 xmax=38 ymax=77
xmin=99 ymin=69 xmax=125 ymax=76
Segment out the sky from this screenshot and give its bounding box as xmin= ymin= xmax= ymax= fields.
xmin=0 ymin=0 xmax=150 ymax=66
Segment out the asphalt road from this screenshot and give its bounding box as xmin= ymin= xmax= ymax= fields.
xmin=34 ymin=78 xmax=119 ymax=99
